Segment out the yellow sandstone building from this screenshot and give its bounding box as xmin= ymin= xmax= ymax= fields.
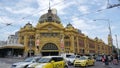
xmin=0 ymin=8 xmax=112 ymax=57
xmin=18 ymin=8 xmax=112 ymax=57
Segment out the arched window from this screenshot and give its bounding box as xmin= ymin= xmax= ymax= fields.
xmin=47 ymin=16 xmax=52 ymax=22
xmin=42 ymin=43 xmax=58 ymax=50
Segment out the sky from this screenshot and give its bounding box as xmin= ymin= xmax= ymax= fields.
xmin=0 ymin=0 xmax=120 ymax=48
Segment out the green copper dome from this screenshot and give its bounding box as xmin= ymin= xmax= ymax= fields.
xmin=38 ymin=9 xmax=61 ymax=24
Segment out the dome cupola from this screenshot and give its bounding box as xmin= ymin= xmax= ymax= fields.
xmin=66 ymin=23 xmax=74 ymax=28
xmin=38 ymin=8 xmax=61 ymax=24
xmin=24 ymin=22 xmax=33 ymax=28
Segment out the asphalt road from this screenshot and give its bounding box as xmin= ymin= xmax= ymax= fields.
xmin=0 ymin=58 xmax=120 ymax=68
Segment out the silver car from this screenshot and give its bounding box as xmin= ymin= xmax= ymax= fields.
xmin=11 ymin=57 xmax=41 ymax=68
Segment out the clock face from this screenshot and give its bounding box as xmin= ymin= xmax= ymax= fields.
xmin=48 ymin=26 xmax=52 ymax=31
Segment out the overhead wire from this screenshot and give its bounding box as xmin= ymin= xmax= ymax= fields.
xmin=0 ymin=16 xmax=23 ymax=35
xmin=0 ymin=0 xmax=67 ymax=29
xmin=0 ymin=0 xmax=113 ymax=29
xmin=15 ymin=0 xmax=68 ymax=28
xmin=18 ymin=0 xmax=68 ymax=29
xmin=106 ymin=0 xmax=120 ymax=9
xmin=61 ymin=0 xmax=109 ymax=23
xmin=0 ymin=17 xmax=12 ymax=26
xmin=0 ymin=0 xmax=68 ymax=38
xmin=21 ymin=0 xmax=67 ymax=20
xmin=1 ymin=0 xmax=119 ymax=30
xmin=0 ymin=0 xmax=120 ymax=41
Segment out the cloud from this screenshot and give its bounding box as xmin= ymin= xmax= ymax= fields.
xmin=0 ymin=0 xmax=119 ymax=48
xmin=1 ymin=0 xmax=38 ymax=16
xmin=5 ymin=7 xmax=36 ymax=14
xmin=0 ymin=31 xmax=15 ymax=40
xmin=52 ymin=0 xmax=75 ymax=15
xmin=0 ymin=16 xmax=14 ymax=24
xmin=70 ymin=16 xmax=112 ymax=43
xmin=37 ymin=0 xmax=75 ymax=15
xmin=71 ymin=16 xmax=99 ymax=31
xmin=78 ymin=5 xmax=90 ymax=14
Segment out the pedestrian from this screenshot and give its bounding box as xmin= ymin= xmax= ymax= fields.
xmin=113 ymin=54 xmax=118 ymax=65
xmin=102 ymin=56 xmax=105 ymax=62
xmin=110 ymin=55 xmax=113 ymax=64
xmin=104 ymin=55 xmax=109 ymax=65
xmin=102 ymin=56 xmax=105 ymax=65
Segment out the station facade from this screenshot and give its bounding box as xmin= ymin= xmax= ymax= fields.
xmin=0 ymin=8 xmax=112 ymax=57
xmin=18 ymin=8 xmax=112 ymax=57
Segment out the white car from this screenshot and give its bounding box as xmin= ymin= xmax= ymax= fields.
xmin=66 ymin=55 xmax=80 ymax=65
xmin=11 ymin=57 xmax=41 ymax=68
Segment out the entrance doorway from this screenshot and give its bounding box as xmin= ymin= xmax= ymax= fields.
xmin=41 ymin=43 xmax=59 ymax=56
xmin=28 ymin=50 xmax=34 ymax=57
xmin=42 ymin=52 xmax=58 ymax=56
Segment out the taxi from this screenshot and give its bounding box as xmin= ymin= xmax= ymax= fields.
xmin=74 ymin=56 xmax=95 ymax=67
xmin=27 ymin=56 xmax=68 ymax=68
xmin=11 ymin=57 xmax=41 ymax=68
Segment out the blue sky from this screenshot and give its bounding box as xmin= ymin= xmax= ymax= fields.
xmin=0 ymin=0 xmax=120 ymax=48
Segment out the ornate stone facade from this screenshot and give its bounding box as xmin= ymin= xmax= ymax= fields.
xmin=18 ymin=8 xmax=112 ymax=56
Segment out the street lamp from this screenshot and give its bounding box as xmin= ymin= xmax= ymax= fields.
xmin=93 ymin=19 xmax=112 ymax=37
xmin=93 ymin=19 xmax=114 ymax=54
xmin=115 ymin=34 xmax=119 ymax=57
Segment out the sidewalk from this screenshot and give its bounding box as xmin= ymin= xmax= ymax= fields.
xmin=101 ymin=62 xmax=120 ymax=68
xmin=0 ymin=61 xmax=11 ymax=68
xmin=0 ymin=57 xmax=24 ymax=68
xmin=0 ymin=57 xmax=24 ymax=64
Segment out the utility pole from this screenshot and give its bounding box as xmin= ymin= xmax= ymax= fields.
xmin=115 ymin=34 xmax=119 ymax=57
xmin=93 ymin=19 xmax=114 ymax=55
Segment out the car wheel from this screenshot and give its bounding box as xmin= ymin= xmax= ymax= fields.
xmin=85 ymin=63 xmax=88 ymax=67
xmin=24 ymin=65 xmax=28 ymax=68
xmin=68 ymin=62 xmax=72 ymax=66
xmin=82 ymin=66 xmax=87 ymax=68
xmin=92 ymin=62 xmax=95 ymax=66
xmin=65 ymin=65 xmax=68 ymax=68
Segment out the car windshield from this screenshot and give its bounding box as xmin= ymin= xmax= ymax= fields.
xmin=38 ymin=58 xmax=51 ymax=63
xmin=68 ymin=55 xmax=75 ymax=58
xmin=79 ymin=57 xmax=87 ymax=60
xmin=66 ymin=55 xmax=72 ymax=58
xmin=24 ymin=57 xmax=33 ymax=62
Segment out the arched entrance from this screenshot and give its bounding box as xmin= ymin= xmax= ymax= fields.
xmin=41 ymin=43 xmax=59 ymax=56
xmin=28 ymin=50 xmax=34 ymax=57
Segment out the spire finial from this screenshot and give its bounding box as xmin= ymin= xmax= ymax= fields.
xmin=48 ymin=0 xmax=51 ymax=13
xmin=49 ymin=0 xmax=51 ymax=10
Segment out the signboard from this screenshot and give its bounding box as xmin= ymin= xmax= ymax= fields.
xmin=60 ymin=39 xmax=64 ymax=48
xmin=36 ymin=39 xmax=40 ymax=46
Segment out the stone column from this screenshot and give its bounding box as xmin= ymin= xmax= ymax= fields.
xmin=70 ymin=35 xmax=75 ymax=53
xmin=23 ymin=35 xmax=28 ymax=57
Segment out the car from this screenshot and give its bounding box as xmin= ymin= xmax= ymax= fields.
xmin=11 ymin=57 xmax=41 ymax=68
xmin=61 ymin=53 xmax=80 ymax=65
xmin=96 ymin=56 xmax=102 ymax=61
xmin=27 ymin=56 xmax=68 ymax=68
xmin=74 ymin=56 xmax=95 ymax=67
xmin=66 ymin=55 xmax=80 ymax=65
